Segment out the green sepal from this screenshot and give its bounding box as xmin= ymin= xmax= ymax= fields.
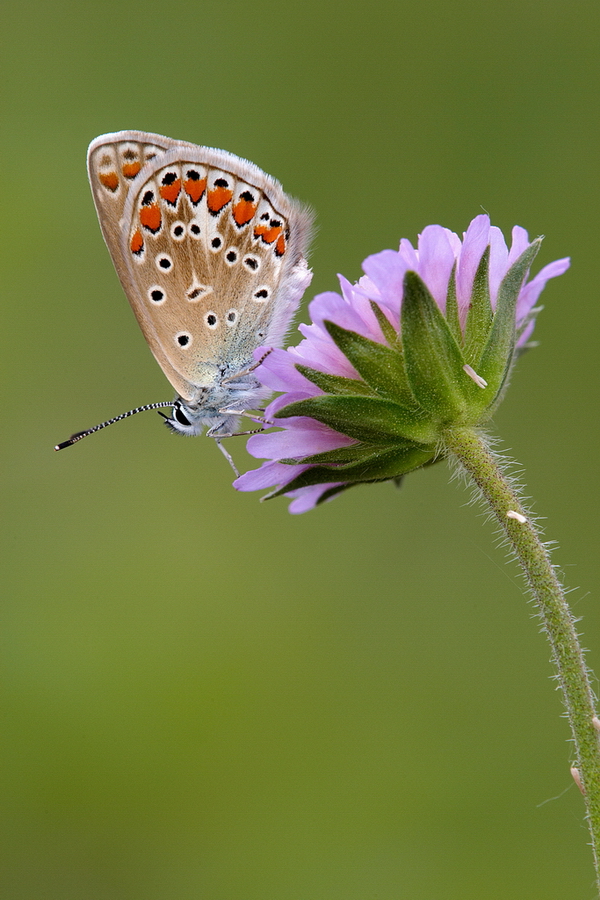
xmin=295 ymin=364 xmax=378 ymax=398
xmin=324 ymin=321 xmax=416 ymax=406
xmin=274 ymin=394 xmax=437 ymax=444
xmin=263 ymin=445 xmax=437 ymax=498
xmin=445 ymin=263 xmax=462 ymax=345
xmin=476 ymin=239 xmax=542 ymax=406
xmin=369 ymin=300 xmax=400 ymax=348
xmin=401 ymin=271 xmax=468 ymax=420
xmin=280 ymin=439 xmax=424 ymax=467
xmin=463 ymin=245 xmax=493 ymax=365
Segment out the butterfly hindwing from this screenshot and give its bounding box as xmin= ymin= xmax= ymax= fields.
xmin=87 ymin=131 xmax=313 ymax=402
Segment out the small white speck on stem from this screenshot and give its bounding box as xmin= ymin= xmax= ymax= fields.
xmin=506 ymin=509 xmax=527 ymax=524
xmin=571 ymin=767 xmax=585 ymax=795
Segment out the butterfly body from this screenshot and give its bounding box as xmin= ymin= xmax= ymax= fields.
xmin=165 ymin=380 xmax=269 ymax=438
xmin=85 ymin=131 xmax=313 ymax=443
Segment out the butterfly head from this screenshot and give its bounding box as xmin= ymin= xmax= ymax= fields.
xmin=159 ymin=398 xmax=206 ymax=437
xmin=158 ymin=394 xmax=252 ymax=440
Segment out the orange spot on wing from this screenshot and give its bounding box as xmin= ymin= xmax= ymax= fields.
xmin=275 ymin=233 xmax=286 ymax=256
xmin=139 ymin=204 xmax=162 ymax=233
xmin=233 ymin=198 xmax=257 ymax=225
xmin=159 ymin=179 xmax=181 ymax=205
xmin=184 ymin=177 xmax=207 ymax=204
xmin=130 ymin=230 xmax=144 ymax=254
xmin=122 ymin=161 xmax=142 ymax=178
xmin=255 ymin=224 xmax=283 ymax=244
xmin=99 ymin=171 xmax=119 ymax=192
xmin=208 ymin=186 xmax=233 ymax=213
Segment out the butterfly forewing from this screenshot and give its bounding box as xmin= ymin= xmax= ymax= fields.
xmin=87 ymin=131 xmax=313 ymax=403
xmin=88 ymin=132 xmax=178 ymax=261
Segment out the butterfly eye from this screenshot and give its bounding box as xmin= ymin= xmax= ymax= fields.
xmin=173 ymin=404 xmax=191 ymax=427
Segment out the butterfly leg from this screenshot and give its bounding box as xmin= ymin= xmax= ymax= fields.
xmin=220 ymin=349 xmax=273 ymax=384
xmin=210 ymin=421 xmax=267 ymax=475
xmin=225 ymin=427 xmax=266 ymax=438
xmin=213 ymin=438 xmax=240 ymax=477
xmin=218 ymin=407 xmax=274 ymax=426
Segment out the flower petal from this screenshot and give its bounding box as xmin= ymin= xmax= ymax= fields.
xmin=253 ymin=347 xmax=318 ymax=393
xmin=516 ymin=257 xmax=571 ymax=321
xmin=234 ymin=460 xmax=307 ymax=492
xmin=265 ymin=391 xmax=317 ymax=418
xmin=294 ymin=325 xmax=362 ymax=379
xmin=508 ymin=225 xmax=531 ymax=267
xmin=247 ymin=417 xmax=354 ymax=460
xmin=287 ymin=483 xmax=344 ymax=514
xmin=362 ymin=249 xmax=408 ymax=318
xmin=417 ymin=225 xmax=457 ymax=312
xmin=488 ymin=225 xmax=509 ymax=304
xmin=456 ymin=214 xmax=490 ymax=316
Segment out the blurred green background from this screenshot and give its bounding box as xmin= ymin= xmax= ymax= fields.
xmin=1 ymin=0 xmax=598 ymax=896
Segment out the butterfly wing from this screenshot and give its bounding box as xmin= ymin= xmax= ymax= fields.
xmin=87 ymin=131 xmax=313 ymax=402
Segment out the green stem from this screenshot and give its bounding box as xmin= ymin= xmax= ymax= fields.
xmin=442 ymin=425 xmax=600 ymax=889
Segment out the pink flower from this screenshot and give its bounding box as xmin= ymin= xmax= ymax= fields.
xmin=235 ymin=215 xmax=569 ymax=512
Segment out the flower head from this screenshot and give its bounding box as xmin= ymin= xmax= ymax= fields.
xmin=235 ymin=215 xmax=569 ymax=512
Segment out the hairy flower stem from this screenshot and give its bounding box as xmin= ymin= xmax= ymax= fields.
xmin=443 ymin=425 xmax=600 ymax=887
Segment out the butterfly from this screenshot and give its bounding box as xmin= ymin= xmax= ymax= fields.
xmin=55 ymin=130 xmax=314 ymax=472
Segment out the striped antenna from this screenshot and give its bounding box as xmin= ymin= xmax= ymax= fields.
xmin=54 ymin=401 xmax=174 ymax=450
